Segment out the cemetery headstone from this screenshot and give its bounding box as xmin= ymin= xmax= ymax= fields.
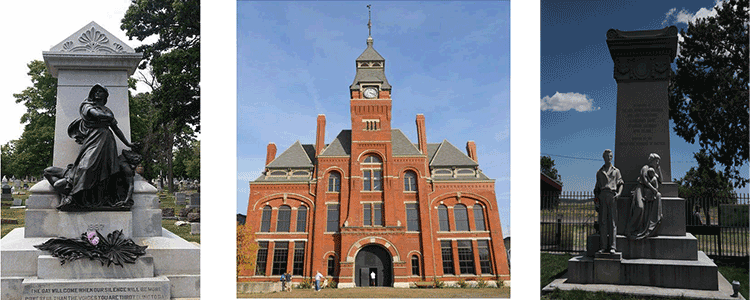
xmin=187 ymin=193 xmax=200 ymax=209
xmin=175 ymin=192 xmax=187 ymax=205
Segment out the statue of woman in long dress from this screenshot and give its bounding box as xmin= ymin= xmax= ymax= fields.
xmin=626 ymin=153 xmax=663 ymax=239
xmin=44 ymin=84 xmax=137 ymax=211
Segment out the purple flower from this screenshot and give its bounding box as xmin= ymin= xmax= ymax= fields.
xmin=86 ymin=231 xmax=99 ymax=245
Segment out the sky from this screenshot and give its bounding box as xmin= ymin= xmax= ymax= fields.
xmin=540 ymin=0 xmax=749 ymax=194
xmin=0 ymin=1 xmax=155 ymax=147
xmin=236 ymin=2 xmax=512 ymax=235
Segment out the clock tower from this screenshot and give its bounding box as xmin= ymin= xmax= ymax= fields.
xmin=349 ymin=35 xmax=392 ymax=144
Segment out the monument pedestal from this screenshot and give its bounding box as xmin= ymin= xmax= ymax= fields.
xmin=1 ymin=177 xmax=199 ymax=300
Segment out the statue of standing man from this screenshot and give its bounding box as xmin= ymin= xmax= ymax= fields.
xmin=594 ymin=149 xmax=624 ymax=254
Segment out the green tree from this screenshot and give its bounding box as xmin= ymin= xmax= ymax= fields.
xmin=675 ymin=151 xmax=736 ymax=225
xmin=669 ymin=0 xmax=749 ymax=188
xmin=541 ymin=155 xmax=561 ymax=183
xmin=121 ymin=0 xmax=200 ymax=193
xmin=8 ymin=60 xmax=57 ymax=178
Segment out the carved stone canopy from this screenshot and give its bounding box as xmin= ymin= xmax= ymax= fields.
xmin=606 ymin=26 xmax=678 ymax=82
xmin=42 ymin=21 xmax=142 ymax=77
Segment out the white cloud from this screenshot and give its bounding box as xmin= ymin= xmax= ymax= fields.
xmin=662 ymin=1 xmax=723 ymax=26
xmin=540 ymin=92 xmax=600 ymax=112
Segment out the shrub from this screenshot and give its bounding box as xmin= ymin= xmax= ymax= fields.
xmin=432 ymin=276 xmax=444 ymax=288
xmin=495 ymin=278 xmax=504 ymax=288
xmin=327 ymin=279 xmax=338 ymax=289
xmin=476 ymin=277 xmax=488 ymax=288
xmin=457 ymin=278 xmax=469 ymax=288
xmin=297 ymin=277 xmax=313 ymax=289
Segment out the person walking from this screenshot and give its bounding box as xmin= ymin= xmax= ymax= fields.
xmin=315 ymin=271 xmax=323 ymax=291
xmin=280 ymin=273 xmax=287 ymax=292
xmin=285 ymin=273 xmax=292 ymax=292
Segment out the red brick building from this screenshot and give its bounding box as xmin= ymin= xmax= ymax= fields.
xmin=242 ymin=35 xmax=509 ymax=288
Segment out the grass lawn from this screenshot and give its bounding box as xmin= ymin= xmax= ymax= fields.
xmin=238 ymin=287 xmax=510 ymax=298
xmin=0 ymin=188 xmax=199 ymax=244
xmin=541 ymin=253 xmax=749 ymax=300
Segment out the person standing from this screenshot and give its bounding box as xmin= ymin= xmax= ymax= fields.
xmin=285 ymin=273 xmax=292 ymax=292
xmin=315 ymin=270 xmax=323 ymax=291
xmin=594 ymin=149 xmax=623 ymax=254
xmin=370 ymin=270 xmax=376 ymax=286
xmin=280 ymin=273 xmax=287 ymax=292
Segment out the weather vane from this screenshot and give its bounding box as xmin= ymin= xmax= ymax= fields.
xmin=367 ymin=4 xmax=372 ymax=37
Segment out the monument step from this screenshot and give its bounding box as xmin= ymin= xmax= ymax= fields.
xmin=616 ymin=196 xmax=685 ymax=237
xmin=37 ymin=255 xmax=154 ymax=279
xmin=135 ymin=229 xmax=200 ymax=276
xmin=586 ymin=233 xmax=698 ymax=260
xmin=21 ymin=275 xmax=170 ymax=300
xmin=568 ymin=251 xmax=718 ymax=290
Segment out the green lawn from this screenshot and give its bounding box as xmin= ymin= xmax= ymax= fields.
xmin=1 ymin=188 xmax=199 ymax=244
xmin=541 ymin=253 xmax=748 ymax=300
xmin=239 ymin=286 xmax=510 ymax=298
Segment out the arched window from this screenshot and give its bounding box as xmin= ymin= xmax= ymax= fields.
xmin=404 ymin=171 xmax=417 ymax=192
xmin=260 ymin=206 xmax=272 ymax=232
xmin=454 ymin=204 xmax=470 ymax=231
xmin=473 ymin=205 xmax=486 ymax=231
xmin=411 ymin=255 xmax=420 ymax=276
xmin=277 ymin=205 xmax=291 ymax=232
xmin=327 ymin=255 xmax=336 ymax=276
xmin=438 ymin=204 xmax=450 ymax=231
xmin=296 ymin=206 xmax=307 ymax=232
xmin=363 ymin=155 xmax=381 ymax=163
xmin=328 ymin=172 xmax=341 ymax=192
xmin=362 ymin=155 xmax=383 ymax=191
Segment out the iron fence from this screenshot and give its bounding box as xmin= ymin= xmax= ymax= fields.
xmin=541 ymin=191 xmax=749 ymax=258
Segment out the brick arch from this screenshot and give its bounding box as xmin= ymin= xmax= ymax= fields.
xmin=321 ymin=166 xmax=347 ymax=178
xmin=398 ymin=166 xmax=423 ymax=178
xmin=322 ymin=250 xmax=339 ymax=260
xmin=252 ymin=193 xmax=315 ymax=211
xmin=356 ymin=150 xmax=386 ymax=162
xmin=429 ymin=191 xmax=494 ymax=211
xmin=345 ymin=236 xmax=402 ymax=263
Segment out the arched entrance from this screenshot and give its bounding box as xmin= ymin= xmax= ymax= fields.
xmin=354 ymin=244 xmax=393 ymax=287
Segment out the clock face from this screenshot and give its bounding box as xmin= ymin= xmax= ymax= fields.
xmin=364 ymin=87 xmax=378 ymax=99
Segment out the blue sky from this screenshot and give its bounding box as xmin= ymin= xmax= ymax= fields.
xmin=236 ymin=2 xmax=511 ymax=235
xmin=540 ymin=0 xmax=749 ymax=194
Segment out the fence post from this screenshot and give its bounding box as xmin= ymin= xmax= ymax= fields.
xmin=556 ymin=216 xmax=562 ymax=245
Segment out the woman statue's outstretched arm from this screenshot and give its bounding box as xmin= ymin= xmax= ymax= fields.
xmin=110 ymin=123 xmax=134 ymax=148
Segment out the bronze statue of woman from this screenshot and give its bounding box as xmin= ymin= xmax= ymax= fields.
xmin=44 ymin=84 xmax=137 ymax=211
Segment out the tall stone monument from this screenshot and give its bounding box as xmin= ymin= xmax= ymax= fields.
xmin=562 ymin=27 xmax=735 ymax=298
xmin=0 ymin=22 xmax=199 ymax=300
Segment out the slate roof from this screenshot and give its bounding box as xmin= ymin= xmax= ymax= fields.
xmin=391 ymin=129 xmax=422 ymax=156
xmin=266 ymin=141 xmax=315 ymax=168
xmin=429 ymin=140 xmax=479 ymax=167
xmin=319 ymin=130 xmax=352 ymax=156
xmin=356 ymin=39 xmax=385 ymax=61
xmin=350 ymin=68 xmax=392 ymax=91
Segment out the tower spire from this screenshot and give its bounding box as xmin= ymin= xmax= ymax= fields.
xmin=367 ymin=4 xmax=372 ymax=37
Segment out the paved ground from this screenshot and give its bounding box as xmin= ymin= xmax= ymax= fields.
xmin=238 ymin=287 xmax=510 ymax=298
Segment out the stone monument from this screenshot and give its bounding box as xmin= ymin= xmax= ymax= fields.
xmin=0 ymin=22 xmax=199 ymax=300
xmin=557 ymin=27 xmax=738 ymax=298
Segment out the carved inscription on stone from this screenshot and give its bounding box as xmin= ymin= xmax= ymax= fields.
xmin=24 ymin=286 xmax=166 ymax=300
xmin=617 ymin=104 xmax=667 ymax=147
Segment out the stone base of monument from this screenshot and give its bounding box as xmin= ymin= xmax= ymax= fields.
xmin=543 ymin=270 xmax=743 ymax=300
xmin=0 ymin=176 xmax=199 ymax=300
xmin=568 ymin=251 xmax=718 ymax=290
xmin=586 ymin=234 xmax=699 ymax=260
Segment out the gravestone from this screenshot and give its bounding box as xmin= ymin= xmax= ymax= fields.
xmin=186 ymin=193 xmax=200 ymax=209
xmin=564 ymin=27 xmax=725 ymax=295
xmin=0 ymin=22 xmax=199 ymax=300
xmin=174 ymin=192 xmax=187 ymax=206
xmin=12 ymin=197 xmax=23 ymax=207
xmin=1 ymin=184 xmax=11 ymax=201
